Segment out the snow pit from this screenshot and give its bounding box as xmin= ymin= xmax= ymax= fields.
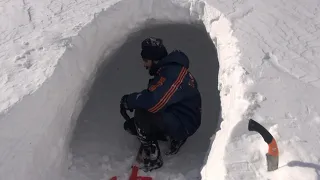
xmin=0 ymin=0 xmax=250 ymax=180
xmin=67 ymin=22 xmax=221 ymax=180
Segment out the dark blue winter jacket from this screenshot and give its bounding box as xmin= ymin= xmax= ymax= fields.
xmin=126 ymin=50 xmax=202 ymax=140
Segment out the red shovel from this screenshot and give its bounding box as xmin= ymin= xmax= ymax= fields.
xmin=110 ymin=165 xmax=152 ymax=180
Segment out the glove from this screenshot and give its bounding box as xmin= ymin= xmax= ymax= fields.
xmin=120 ymin=95 xmax=129 ymax=109
xmin=120 ymin=95 xmax=133 ymax=112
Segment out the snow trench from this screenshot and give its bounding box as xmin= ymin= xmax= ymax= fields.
xmin=67 ymin=22 xmax=221 ymax=180
xmin=0 ymin=0 xmax=253 ymax=180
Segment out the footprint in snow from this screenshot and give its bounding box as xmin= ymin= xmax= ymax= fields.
xmin=0 ymin=72 xmax=9 ymax=86
xmin=15 ymin=48 xmax=36 ymax=69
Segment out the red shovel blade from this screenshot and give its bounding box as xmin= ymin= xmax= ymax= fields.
xmin=129 ymin=166 xmax=139 ymax=180
xmin=130 ymin=166 xmax=152 ymax=180
xmin=110 ymin=165 xmax=153 ymax=180
xmin=136 ymin=176 xmax=152 ymax=180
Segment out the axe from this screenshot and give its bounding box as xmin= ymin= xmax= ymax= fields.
xmin=248 ymin=119 xmax=279 ymax=171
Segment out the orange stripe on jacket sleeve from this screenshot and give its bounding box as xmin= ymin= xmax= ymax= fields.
xmin=148 ymin=67 xmax=188 ymax=113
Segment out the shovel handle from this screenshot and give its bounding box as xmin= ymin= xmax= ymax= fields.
xmin=120 ymin=105 xmax=132 ymax=121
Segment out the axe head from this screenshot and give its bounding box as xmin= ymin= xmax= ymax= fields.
xmin=266 ymin=153 xmax=279 ymax=171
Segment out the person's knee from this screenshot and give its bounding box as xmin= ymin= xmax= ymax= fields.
xmin=133 ymin=108 xmax=164 ymax=136
xmin=134 ymin=108 xmax=151 ymax=118
xmin=134 ymin=109 xmax=162 ymax=123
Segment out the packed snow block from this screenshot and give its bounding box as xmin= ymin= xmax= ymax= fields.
xmin=0 ymin=63 xmax=83 ymax=180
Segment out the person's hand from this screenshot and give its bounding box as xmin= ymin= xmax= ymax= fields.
xmin=120 ymin=95 xmax=132 ymax=121
xmin=120 ymin=95 xmax=129 ymax=109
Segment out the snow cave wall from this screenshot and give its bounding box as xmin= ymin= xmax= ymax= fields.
xmin=0 ymin=0 xmax=252 ymax=180
xmin=67 ymin=22 xmax=221 ymax=179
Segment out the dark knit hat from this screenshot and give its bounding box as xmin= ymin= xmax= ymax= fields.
xmin=140 ymin=37 xmax=168 ymax=61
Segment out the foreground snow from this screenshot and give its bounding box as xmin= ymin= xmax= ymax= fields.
xmin=0 ymin=0 xmax=319 ymax=179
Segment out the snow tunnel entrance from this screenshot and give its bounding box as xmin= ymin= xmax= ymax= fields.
xmin=67 ymin=22 xmax=220 ymax=179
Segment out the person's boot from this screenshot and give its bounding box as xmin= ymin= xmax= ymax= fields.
xmin=135 ymin=126 xmax=163 ymax=172
xmin=165 ymin=136 xmax=187 ymax=155
xmin=140 ymin=140 xmax=163 ymax=172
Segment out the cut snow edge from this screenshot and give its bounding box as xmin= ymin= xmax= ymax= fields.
xmin=0 ymin=0 xmax=255 ymax=179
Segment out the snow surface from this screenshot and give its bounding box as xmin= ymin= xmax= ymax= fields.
xmin=0 ymin=0 xmax=320 ymax=179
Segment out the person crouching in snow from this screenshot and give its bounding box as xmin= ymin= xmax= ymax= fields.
xmin=120 ymin=37 xmax=202 ymax=172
